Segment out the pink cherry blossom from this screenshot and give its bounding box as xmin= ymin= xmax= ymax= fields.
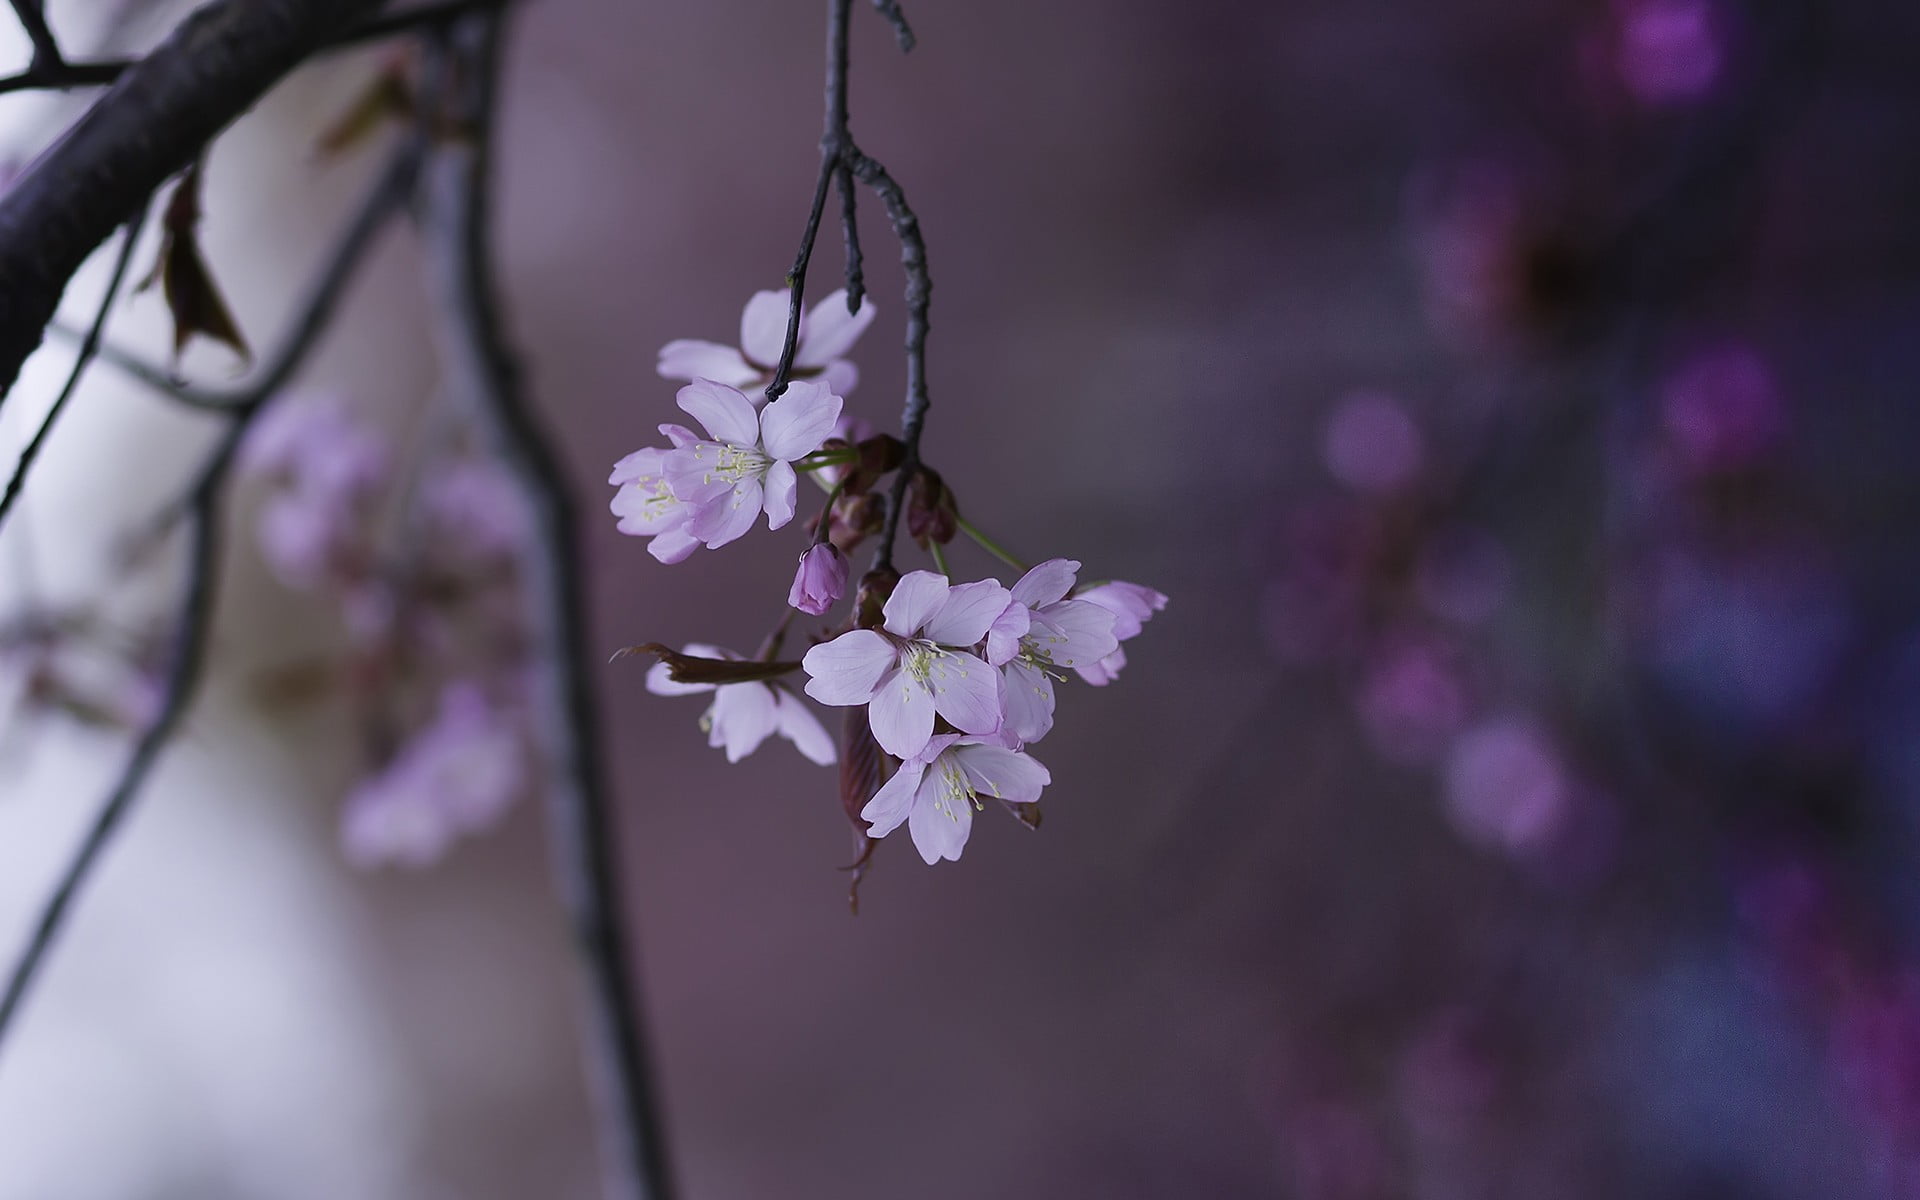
xmin=985 ymin=559 xmax=1119 ymax=745
xmin=608 ymin=423 xmax=704 ymax=564
xmin=241 ymin=395 xmax=388 ymax=590
xmin=788 ymin=543 xmax=849 ymax=616
xmin=657 ymin=288 xmax=876 ymax=398
xmin=340 ymin=681 xmax=526 ymax=868
xmin=1071 ymin=579 xmax=1167 ymax=685
xmin=860 ymin=733 xmax=1050 ymax=864
xmin=800 ymin=570 xmax=1009 ymax=760
xmin=645 ymin=643 xmax=835 ymax=765
xmin=662 ymin=378 xmax=842 ymax=551
xmin=419 ymin=457 xmax=529 ymax=563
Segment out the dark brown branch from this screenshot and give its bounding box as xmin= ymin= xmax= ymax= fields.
xmin=7 ymin=0 xmax=64 ymax=71
xmin=0 ymin=198 xmax=149 ymax=534
xmin=417 ymin=15 xmax=675 ymax=1200
xmin=0 ymin=0 xmax=387 ymax=407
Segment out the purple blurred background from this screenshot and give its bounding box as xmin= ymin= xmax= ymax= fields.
xmin=4 ymin=0 xmax=1920 ymax=1196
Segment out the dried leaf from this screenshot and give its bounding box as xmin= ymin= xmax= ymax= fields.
xmin=612 ymin=642 xmax=803 ymax=685
xmin=140 ymin=162 xmax=251 ymax=367
xmin=314 ymin=60 xmax=414 ymax=159
xmin=839 ymin=707 xmax=888 ymax=915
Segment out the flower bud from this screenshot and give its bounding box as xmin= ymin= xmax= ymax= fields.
xmin=907 ymin=467 xmax=958 ymax=548
xmin=828 ymin=491 xmax=885 ymax=553
xmin=788 ymin=544 xmax=850 ymax=616
xmin=854 ymin=566 xmax=900 ymax=629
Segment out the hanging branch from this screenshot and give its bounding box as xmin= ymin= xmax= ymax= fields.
xmin=415 ymin=15 xmax=675 ymax=1200
xmin=766 ymin=0 xmax=932 ymax=575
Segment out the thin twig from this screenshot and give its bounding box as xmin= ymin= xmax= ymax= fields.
xmin=0 ymin=196 xmax=149 ymax=535
xmin=0 ymin=468 xmax=227 ymax=1049
xmin=417 ymin=14 xmax=674 ymax=1200
xmin=834 ymin=162 xmax=864 ymax=313
xmin=868 ymin=0 xmax=915 ymax=52
xmin=7 ymin=0 xmax=64 ymax=71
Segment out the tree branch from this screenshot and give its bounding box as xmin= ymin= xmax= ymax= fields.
xmin=416 ymin=16 xmax=676 ymax=1200
xmin=0 ymin=0 xmax=387 ymax=408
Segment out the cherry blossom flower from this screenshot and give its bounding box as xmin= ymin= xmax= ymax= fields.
xmin=657 ymin=288 xmax=876 ymax=398
xmin=984 ymin=558 xmax=1118 ymax=745
xmin=663 ymin=377 xmax=842 ymax=551
xmin=1071 ymin=579 xmax=1167 ymax=685
xmin=340 ymin=681 xmax=526 ymax=868
xmin=645 ymin=643 xmax=834 ymax=765
xmin=800 ymin=570 xmax=1009 ymax=760
xmin=860 ymin=733 xmax=1050 ymax=864
xmin=241 ymin=396 xmax=388 ymax=589
xmin=788 ymin=543 xmax=849 ymax=616
xmin=418 ymin=458 xmax=529 ymax=564
xmin=608 ymin=424 xmax=703 ymax=564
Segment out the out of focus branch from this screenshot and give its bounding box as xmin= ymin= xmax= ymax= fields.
xmin=0 ymin=198 xmax=150 ymax=533
xmin=0 ymin=0 xmax=388 ymax=406
xmin=416 ymin=15 xmax=676 ymax=1200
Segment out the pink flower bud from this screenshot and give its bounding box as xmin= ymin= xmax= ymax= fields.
xmin=788 ymin=544 xmax=850 ymax=616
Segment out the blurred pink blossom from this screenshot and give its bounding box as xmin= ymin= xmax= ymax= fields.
xmin=1658 ymin=341 xmax=1787 ymax=474
xmin=340 ymin=681 xmax=526 ymax=868
xmin=1323 ymin=391 xmax=1425 ymax=494
xmin=1614 ymin=0 xmax=1723 ymax=106
xmin=1442 ymin=717 xmax=1569 ymax=854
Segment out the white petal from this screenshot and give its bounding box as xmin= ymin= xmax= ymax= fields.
xmin=773 ymin=691 xmax=836 ymax=765
xmin=1000 ymin=660 xmax=1055 ymax=743
xmin=867 ymin=667 xmax=935 ymax=760
xmin=760 ymin=379 xmax=843 ymax=461
xmin=645 ymin=659 xmax=714 ymax=697
xmin=882 ymin=570 xmax=950 ymax=637
xmin=691 ymin=478 xmax=763 ymax=549
xmin=676 ymin=379 xmax=760 ymax=446
xmin=926 ymin=651 xmax=1004 ymax=737
xmin=647 ymin=529 xmax=703 ymax=563
xmin=709 ymin=683 xmax=779 ymax=762
xmin=860 ymin=760 xmax=922 ymax=838
xmin=906 ymin=767 xmax=972 ymax=864
xmin=802 ymin=630 xmax=896 ymax=705
xmin=1011 ymin=558 xmax=1080 ymax=610
xmin=797 ymin=290 xmax=877 ymax=365
xmin=739 ymin=289 xmax=792 ymax=368
xmin=761 ymin=459 xmax=797 ymax=529
xmin=1032 ymin=601 xmax=1119 ymax=668
xmin=656 ymin=339 xmax=757 ymax=387
xmin=922 ymin=580 xmax=1012 ymax=647
xmin=954 ymin=743 xmax=1051 ymax=805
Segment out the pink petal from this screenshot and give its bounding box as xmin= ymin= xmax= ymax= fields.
xmin=802 ymin=630 xmax=896 ymax=705
xmin=820 ymin=360 xmax=859 ymax=396
xmin=609 ymin=446 xmax=666 ymax=486
xmin=1074 ymin=646 xmax=1127 ymax=687
xmin=860 ymin=760 xmax=923 ymax=838
xmin=773 ymin=690 xmax=837 ymax=765
xmin=1011 ymin=558 xmax=1080 ymax=610
xmin=656 ymin=339 xmax=757 ymax=387
xmin=1000 ymin=659 xmax=1055 ymax=743
xmin=907 ymin=769 xmax=972 ymax=864
xmin=985 ymin=602 xmax=1031 ymax=667
xmin=882 ymin=570 xmax=950 ymax=638
xmin=797 ymin=290 xmax=877 ymax=365
xmin=953 ymin=743 xmax=1051 ymax=805
xmin=923 ymin=580 xmax=1012 ymax=647
xmin=867 ymin=668 xmax=936 ymax=760
xmin=676 ymin=379 xmax=760 ymax=446
xmin=1031 ymin=601 xmax=1119 ymax=667
xmin=738 ymin=290 xmax=791 ymax=368
xmin=709 ymin=682 xmax=779 ymax=762
xmin=760 ymin=379 xmax=844 ymax=461
xmin=690 ymin=478 xmax=764 ymax=548
xmin=658 ymin=423 xmax=701 ymax=449
xmin=761 ymin=459 xmax=798 ymax=530
xmin=645 ymin=659 xmax=714 ymax=697
xmin=647 ymin=529 xmax=702 ymax=564
xmin=926 ymin=650 xmax=1004 ymax=736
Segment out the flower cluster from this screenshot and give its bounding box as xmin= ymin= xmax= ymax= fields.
xmin=614 ymin=290 xmax=1165 ymax=876
xmin=240 ymin=393 xmax=537 ymax=867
